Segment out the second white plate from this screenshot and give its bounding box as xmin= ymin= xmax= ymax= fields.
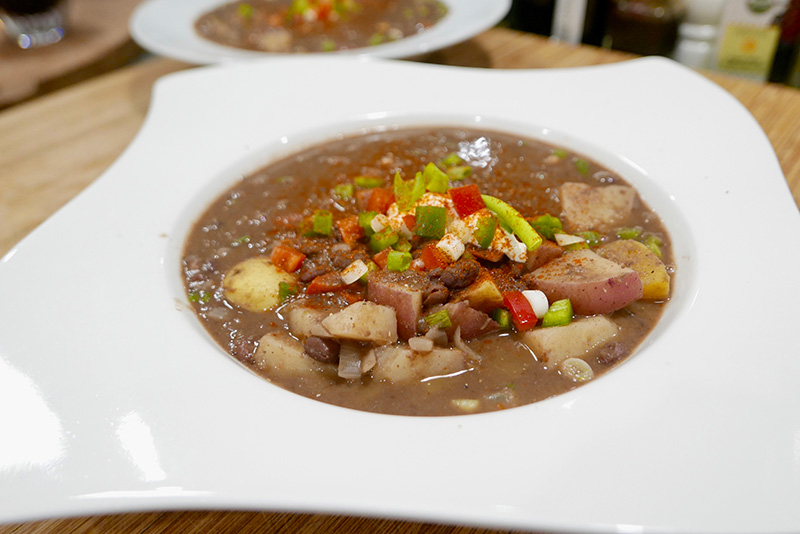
xmin=130 ymin=0 xmax=512 ymax=64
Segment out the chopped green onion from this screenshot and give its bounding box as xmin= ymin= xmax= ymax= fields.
xmin=492 ymin=308 xmax=512 ymax=330
xmin=393 ymin=171 xmax=425 ymax=212
xmin=359 ymin=260 xmax=378 ymax=282
xmin=446 ymin=165 xmax=472 ymax=181
xmin=440 ymin=153 xmax=464 ymax=167
xmin=386 ymin=250 xmax=412 ymax=271
xmin=482 ymin=195 xmax=542 ymax=251
xmin=578 ymin=231 xmax=602 ymax=247
xmin=542 ymin=299 xmax=573 ymax=327
xmin=312 ymin=209 xmax=333 ymax=236
xmin=473 ymin=215 xmax=497 ymax=249
xmin=321 ymin=39 xmax=337 ymax=52
xmin=368 ymin=32 xmax=386 ymax=46
xmin=188 ymin=291 xmax=211 ymax=304
xmin=529 ymin=214 xmax=563 ymax=241
xmin=278 ymin=281 xmax=298 ymax=303
xmin=423 ymin=162 xmax=449 ymax=193
xmin=354 ymin=175 xmax=384 ymax=188
xmin=551 ymin=148 xmax=568 ymax=159
xmin=574 ymin=158 xmax=590 ymax=175
xmin=644 ymin=234 xmax=663 ymax=258
xmin=333 ymin=183 xmax=354 ymax=200
xmin=237 ymin=3 xmax=254 ymax=19
xmin=369 ymin=227 xmax=399 ymax=252
xmin=425 ymin=309 xmax=452 ymax=329
xmin=358 ymin=211 xmax=377 ymax=236
xmin=393 ymin=239 xmax=412 ymax=253
xmin=616 ymin=226 xmax=643 ymax=240
xmin=414 ymin=205 xmax=447 ymax=240
xmin=233 ymin=235 xmax=251 ymax=246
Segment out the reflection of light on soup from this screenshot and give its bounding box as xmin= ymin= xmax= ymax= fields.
xmin=181 ymin=127 xmax=674 ymax=416
xmin=194 ymin=0 xmax=448 ymax=54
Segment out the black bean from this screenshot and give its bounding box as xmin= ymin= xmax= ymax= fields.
xmin=303 ymin=336 xmax=341 ymax=364
xmin=440 ymin=259 xmax=481 ymax=289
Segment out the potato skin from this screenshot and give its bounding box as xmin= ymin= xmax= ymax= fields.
xmin=222 ymin=257 xmax=296 ymax=312
xmin=528 ymin=249 xmax=643 ymax=315
xmin=596 ymin=240 xmax=670 ymax=300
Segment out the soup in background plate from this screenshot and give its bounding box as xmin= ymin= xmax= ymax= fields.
xmin=194 ymin=0 xmax=448 ymax=53
xmin=181 ymin=126 xmax=674 ymax=416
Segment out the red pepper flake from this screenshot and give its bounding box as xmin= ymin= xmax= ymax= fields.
xmin=449 ymin=184 xmax=486 ymax=218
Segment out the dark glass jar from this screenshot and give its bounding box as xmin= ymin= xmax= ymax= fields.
xmin=605 ymin=0 xmax=686 ymax=56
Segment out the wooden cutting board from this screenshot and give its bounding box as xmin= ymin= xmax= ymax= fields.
xmin=0 ymin=0 xmax=145 ymax=108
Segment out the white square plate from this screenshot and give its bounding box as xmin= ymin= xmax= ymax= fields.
xmin=1 ymin=57 xmax=799 ymax=533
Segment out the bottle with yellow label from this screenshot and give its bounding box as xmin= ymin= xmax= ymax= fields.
xmin=714 ymin=0 xmax=791 ymax=80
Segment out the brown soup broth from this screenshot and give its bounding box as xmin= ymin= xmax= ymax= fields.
xmin=181 ymin=127 xmax=673 ymax=416
xmin=194 ymin=0 xmax=448 ymax=54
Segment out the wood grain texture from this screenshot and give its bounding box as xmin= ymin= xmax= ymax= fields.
xmin=1 ymin=26 xmax=799 ymax=534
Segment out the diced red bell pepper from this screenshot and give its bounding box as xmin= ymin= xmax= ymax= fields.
xmin=335 ymin=215 xmax=364 ymax=245
xmin=402 ymin=214 xmax=416 ymax=233
xmin=419 ymin=242 xmax=450 ymax=270
xmin=502 ymin=290 xmax=538 ymax=331
xmin=270 ymin=244 xmax=306 ymax=273
xmin=449 ymin=184 xmax=486 ymax=218
xmin=367 ymin=188 xmax=396 ymax=214
xmin=306 ymin=272 xmax=345 ymax=295
xmin=372 ymin=247 xmax=391 ymax=270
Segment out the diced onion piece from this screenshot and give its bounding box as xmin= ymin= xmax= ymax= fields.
xmin=397 ymin=217 xmax=414 ymax=239
xmin=436 ymin=233 xmax=465 ymax=262
xmin=425 ymin=327 xmax=449 ymax=347
xmin=340 ymin=259 xmax=369 ymax=285
xmin=522 ymin=289 xmax=549 ymax=319
xmin=361 ymin=349 xmax=377 ymax=373
xmin=451 ymin=399 xmax=480 ymax=412
xmin=554 ymin=233 xmax=586 ymax=247
xmin=371 ymin=214 xmax=390 ymax=233
xmin=560 ymin=357 xmax=594 ymax=382
xmin=338 ymin=342 xmax=362 ymax=380
xmin=408 ymin=337 xmax=434 ymax=352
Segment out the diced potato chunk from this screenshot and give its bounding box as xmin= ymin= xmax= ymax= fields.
xmin=560 ymin=182 xmax=635 ymax=232
xmin=321 ymin=301 xmax=398 ymax=344
xmin=287 ymin=305 xmax=333 ymax=337
xmin=372 ymin=346 xmax=467 ymax=383
xmin=521 ymin=316 xmax=619 ymax=366
xmin=222 ymin=257 xmax=295 ymax=312
xmin=597 ymin=239 xmax=670 ymax=300
xmin=253 ymin=332 xmax=315 ymax=372
xmin=460 ymin=275 xmax=504 ymax=313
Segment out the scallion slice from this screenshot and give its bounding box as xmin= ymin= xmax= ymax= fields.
xmin=386 ymin=250 xmax=412 ymax=271
xmin=425 ymin=309 xmax=452 ymax=329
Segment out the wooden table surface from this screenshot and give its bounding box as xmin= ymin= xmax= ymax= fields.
xmin=1 ymin=26 xmax=799 ymax=534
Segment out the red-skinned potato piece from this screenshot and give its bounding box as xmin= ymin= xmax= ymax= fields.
xmin=524 ymin=239 xmax=564 ymax=272
xmin=443 ymin=301 xmax=500 ymax=340
xmin=528 ymin=249 xmax=642 ymax=315
xmin=367 ymin=269 xmax=429 ymax=340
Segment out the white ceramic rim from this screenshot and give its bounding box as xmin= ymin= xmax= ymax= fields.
xmin=1 ymin=57 xmax=799 ymax=534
